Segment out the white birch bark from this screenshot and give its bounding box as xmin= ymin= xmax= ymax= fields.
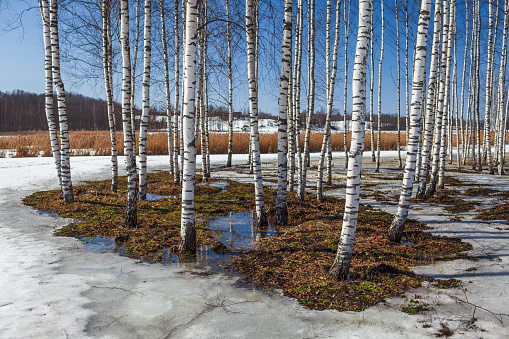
xmin=375 ymin=0 xmax=385 ymax=172
xmin=389 ymin=0 xmax=432 ymax=242
xmin=180 ymin=0 xmax=199 ymax=253
xmin=343 ymin=0 xmax=350 ymax=168
xmin=138 ymin=0 xmax=151 ymax=200
xmin=328 ymin=0 xmax=371 ymax=280
xmin=317 ymin=0 xmax=342 ymax=202
xmin=173 ymin=0 xmax=181 ymax=184
xmin=294 ymin=0 xmax=304 ymax=196
xmin=246 ymin=0 xmax=268 ymax=226
xmin=101 ymin=0 xmax=118 ymax=192
xmin=369 ymin=0 xmax=375 ymax=162
xmin=131 ymin=0 xmax=141 ymax=149
xmin=497 ymin=0 xmax=509 ymax=175
xmin=49 ymin=0 xmax=73 ymax=204
xmin=161 ymin=0 xmax=175 ymax=180
xmin=226 ymin=0 xmax=234 ymax=168
xmin=299 ymin=0 xmax=315 ymax=201
xmin=424 ymin=0 xmax=450 ymax=198
xmin=120 ymin=0 xmax=138 ymax=227
xmin=437 ymin=0 xmax=455 ymax=190
xmin=275 ymin=0 xmax=292 ymax=225
xmin=405 ymin=0 xmax=410 ymax=141
xmin=396 ymin=0 xmax=402 ymax=168
xmin=484 ymin=0 xmax=495 ymax=174
xmin=39 ymin=0 xmax=62 ymax=191
xmin=416 ymin=0 xmax=442 ymax=197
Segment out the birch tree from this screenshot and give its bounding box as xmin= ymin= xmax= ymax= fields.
xmin=343 ymin=0 xmax=350 ymax=168
xmin=180 ymin=0 xmax=200 ymax=253
xmin=317 ymin=0 xmax=342 ymax=202
xmin=226 ymin=0 xmax=234 ymax=168
xmin=484 ymin=0 xmax=495 ymax=174
xmin=39 ymin=0 xmax=62 ymax=191
xmin=328 ymin=0 xmax=371 ymax=280
xmin=161 ymin=0 xmax=175 ymax=180
xmin=396 ymin=0 xmax=402 ymax=168
xmin=275 ymin=0 xmax=292 ymax=225
xmin=120 ymin=0 xmax=138 ymax=228
xmin=293 ymin=0 xmax=304 ymax=195
xmin=424 ymin=0 xmax=450 ymax=198
xmin=497 ymin=0 xmax=509 ymax=175
xmin=246 ymin=0 xmax=268 ymax=225
xmin=138 ymin=0 xmax=152 ymax=200
xmin=369 ymin=0 xmax=375 ymax=162
xmin=101 ymin=0 xmax=118 ymax=192
xmin=389 ymin=0 xmax=432 ymax=242
xmin=173 ymin=0 xmax=181 ymax=183
xmin=375 ymin=0 xmax=385 ymax=172
xmin=299 ymin=0 xmax=316 ymax=201
xmin=49 ymin=0 xmax=73 ymax=203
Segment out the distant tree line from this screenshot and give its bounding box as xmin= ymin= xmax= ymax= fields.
xmin=1 ymin=89 xmax=414 ymax=132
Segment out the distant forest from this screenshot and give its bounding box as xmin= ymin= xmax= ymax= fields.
xmin=0 ymin=90 xmax=411 ymax=132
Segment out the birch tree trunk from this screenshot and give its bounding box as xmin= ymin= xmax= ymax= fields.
xmin=138 ymin=0 xmax=152 ymax=200
xmin=173 ymin=0 xmax=181 ymax=184
xmin=343 ymin=0 xmax=350 ymax=168
xmin=120 ymin=0 xmax=138 ymax=227
xmin=246 ymin=0 xmax=268 ymax=226
xmin=294 ymin=0 xmax=304 ymax=196
xmin=328 ymin=0 xmax=371 ymax=280
xmin=226 ymin=0 xmax=234 ymax=168
xmin=101 ymin=0 xmax=118 ymax=192
xmin=459 ymin=1 xmax=468 ymax=167
xmin=131 ymin=0 xmax=141 ymax=149
xmin=475 ymin=0 xmax=481 ymax=173
xmin=424 ymin=0 xmax=450 ymax=198
xmin=405 ymin=0 xmax=410 ymax=142
xmin=299 ymin=0 xmax=315 ymax=201
xmin=49 ymin=0 xmax=73 ymax=204
xmin=497 ymin=0 xmax=509 ymax=175
xmin=389 ymin=0 xmax=432 ymax=242
xmin=437 ymin=0 xmax=455 ymax=190
xmin=39 ymin=0 xmax=62 ymax=191
xmin=369 ymin=0 xmax=375 ymax=162
xmin=275 ymin=0 xmax=292 ymax=225
xmin=375 ymin=0 xmax=385 ymax=172
xmin=180 ymin=0 xmax=199 ymax=254
xmin=317 ymin=0 xmax=342 ymax=202
xmin=484 ymin=0 xmax=495 ymax=174
xmin=161 ymin=0 xmax=175 ymax=180
xmin=416 ymin=0 xmax=442 ymax=197
xmin=396 ymin=0 xmax=402 ymax=168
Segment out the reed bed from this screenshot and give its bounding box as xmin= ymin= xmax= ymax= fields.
xmin=1 ymin=130 xmax=504 ymax=157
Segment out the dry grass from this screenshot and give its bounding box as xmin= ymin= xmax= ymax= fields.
xmin=2 ymin=130 xmax=506 ymax=157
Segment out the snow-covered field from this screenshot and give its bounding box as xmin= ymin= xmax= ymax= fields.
xmin=0 ymin=153 xmax=508 ymax=338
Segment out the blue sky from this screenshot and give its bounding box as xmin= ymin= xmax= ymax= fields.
xmin=0 ymin=0 xmax=486 ymax=120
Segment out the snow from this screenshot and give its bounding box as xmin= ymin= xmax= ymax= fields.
xmin=0 ymin=153 xmax=508 ymax=338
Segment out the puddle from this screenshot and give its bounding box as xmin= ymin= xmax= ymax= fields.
xmin=197 ymin=180 xmax=229 ymax=193
xmin=37 ymin=210 xmax=59 ymax=217
xmin=79 ymin=211 xmax=275 ymax=273
xmin=400 ymin=240 xmax=416 ymax=247
xmin=146 ymin=193 xmax=175 ymax=201
xmin=80 ymin=236 xmax=126 ymax=255
xmin=207 ymin=211 xmax=275 ymax=251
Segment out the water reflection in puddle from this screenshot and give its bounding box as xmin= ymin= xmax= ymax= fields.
xmin=146 ymin=193 xmax=177 ymax=201
xmin=79 ymin=211 xmax=275 ymax=272
xmin=37 ymin=210 xmax=59 ymax=217
xmin=80 ymin=236 xmax=126 ymax=254
xmin=400 ymin=240 xmax=416 ymax=247
xmin=197 ymin=180 xmax=228 ymax=193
